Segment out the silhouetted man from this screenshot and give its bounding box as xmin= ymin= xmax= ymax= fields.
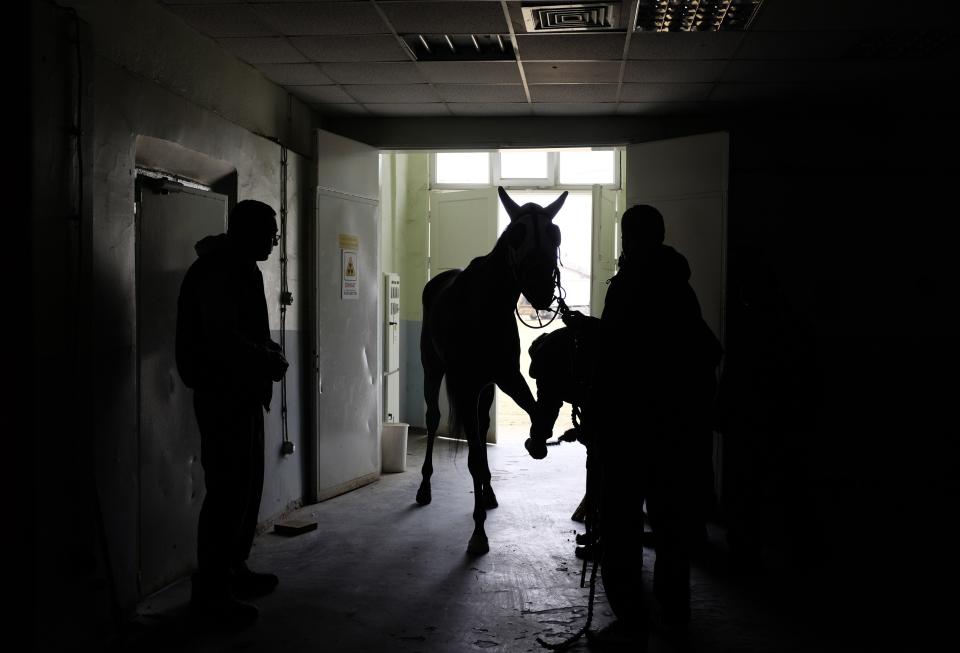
xmin=584 ymin=205 xmax=721 ymax=648
xmin=176 ymin=199 xmax=289 ymax=625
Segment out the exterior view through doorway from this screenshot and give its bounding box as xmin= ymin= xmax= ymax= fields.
xmin=495 ymin=191 xmax=592 ymax=443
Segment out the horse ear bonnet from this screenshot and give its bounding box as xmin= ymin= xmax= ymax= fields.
xmin=550 ymin=224 xmax=561 ymax=246
xmin=507 ymin=223 xmax=527 ymax=248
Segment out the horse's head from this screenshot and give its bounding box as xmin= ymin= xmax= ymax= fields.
xmin=497 ymin=186 xmax=567 ymax=310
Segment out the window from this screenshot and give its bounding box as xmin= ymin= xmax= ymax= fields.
xmin=496 ymin=149 xmax=552 ymax=186
xmin=558 ymin=149 xmax=616 ymax=185
xmin=433 ymin=152 xmax=490 ymax=186
xmin=431 ymin=148 xmax=619 ymax=189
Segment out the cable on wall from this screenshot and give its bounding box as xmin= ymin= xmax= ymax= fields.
xmin=279 ymin=144 xmax=295 ymax=455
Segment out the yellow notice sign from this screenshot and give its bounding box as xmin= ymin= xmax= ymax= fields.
xmin=339 ymin=234 xmax=359 ymax=250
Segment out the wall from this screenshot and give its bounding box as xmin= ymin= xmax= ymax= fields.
xmin=31 ymin=0 xmax=317 ymax=642
xmin=719 ymin=113 xmax=959 ymax=643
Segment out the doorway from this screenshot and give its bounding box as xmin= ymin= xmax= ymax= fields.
xmin=135 ymin=173 xmax=227 ymax=597
xmin=494 ymin=191 xmax=592 ymax=443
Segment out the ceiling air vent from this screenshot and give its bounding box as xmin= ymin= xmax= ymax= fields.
xmin=635 ymin=0 xmax=764 ymax=32
xmin=522 ymin=3 xmax=620 ymax=32
xmin=400 ymin=34 xmax=516 ymax=61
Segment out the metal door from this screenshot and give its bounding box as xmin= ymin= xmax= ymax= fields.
xmin=136 ymin=177 xmax=226 ymax=596
xmin=625 ymin=132 xmax=729 ymax=343
xmin=312 ymin=130 xmax=382 ymax=501
xmin=427 ymin=188 xmax=499 ymax=442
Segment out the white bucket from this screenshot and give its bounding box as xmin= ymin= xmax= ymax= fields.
xmin=381 ymin=422 xmax=409 ymax=473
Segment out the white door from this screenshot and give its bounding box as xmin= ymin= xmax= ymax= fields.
xmin=625 ymin=132 xmax=728 ymax=344
xmin=428 ymin=188 xmax=499 ymax=442
xmin=311 ymin=129 xmax=381 ymax=501
xmin=590 ymin=184 xmax=622 ymax=318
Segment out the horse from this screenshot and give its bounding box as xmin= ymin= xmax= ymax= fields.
xmin=417 ymin=186 xmax=567 ymax=554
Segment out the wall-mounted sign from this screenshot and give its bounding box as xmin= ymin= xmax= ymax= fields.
xmin=340 ymin=233 xmax=359 ymax=300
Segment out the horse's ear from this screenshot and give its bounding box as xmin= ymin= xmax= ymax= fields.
xmin=498 ymin=186 xmax=521 ymax=221
xmin=544 ymin=191 xmax=568 ymax=219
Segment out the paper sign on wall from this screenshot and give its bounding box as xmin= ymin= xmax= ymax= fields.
xmin=340 ymin=235 xmax=359 ymax=300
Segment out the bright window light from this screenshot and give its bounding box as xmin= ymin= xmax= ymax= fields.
xmin=435 ymin=152 xmax=490 ymax=185
xmin=558 ymin=150 xmax=615 ymax=185
xmin=499 ymin=150 xmax=549 ymax=179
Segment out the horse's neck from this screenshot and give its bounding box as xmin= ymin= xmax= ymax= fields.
xmin=470 ymin=245 xmax=520 ymax=311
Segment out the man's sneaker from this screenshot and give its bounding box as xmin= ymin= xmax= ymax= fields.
xmin=191 ymin=573 xmax=258 ymax=628
xmin=191 ymin=595 xmax=259 ymax=627
xmin=586 ymin=620 xmax=648 ymax=650
xmin=231 ymin=562 xmax=279 ymax=599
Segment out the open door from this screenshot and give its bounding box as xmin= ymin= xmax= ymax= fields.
xmin=427 ymin=188 xmax=498 ymax=442
xmin=590 ymin=184 xmax=622 ymax=318
xmin=625 ymin=132 xmax=728 ymax=344
xmin=311 ymin=129 xmax=381 ymax=502
xmin=626 ymin=132 xmax=728 ymax=502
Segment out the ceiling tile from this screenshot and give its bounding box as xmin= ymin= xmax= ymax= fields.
xmin=529 ymin=84 xmax=619 ymax=103
xmin=167 ymin=4 xmax=277 ymax=37
xmin=623 ymin=60 xmax=726 ymax=83
xmin=256 ymin=63 xmax=332 ymax=85
xmin=620 ymin=83 xmax=712 ymax=102
xmin=719 ymin=60 xmax=932 ymax=83
xmin=378 ymin=2 xmax=509 ymax=34
xmin=517 ymin=34 xmax=626 ymax=61
xmin=418 ymin=61 xmax=521 ymax=84
xmin=616 ymin=102 xmax=704 ymax=116
xmin=344 ymin=84 xmax=442 ymax=103
xmin=750 ymin=0 xmax=933 ymax=31
xmin=523 ymin=61 xmax=622 ymax=84
xmin=447 ymin=102 xmax=533 ymax=117
xmin=434 ymin=84 xmax=526 ymax=102
xmin=363 ymin=103 xmax=452 ymax=117
xmin=532 ymin=103 xmax=618 ymax=116
xmin=709 ymin=82 xmax=827 ymax=103
xmin=290 ymin=35 xmax=409 ymax=62
xmin=321 ymin=62 xmax=426 ymax=84
xmin=251 ymin=2 xmax=389 ymax=36
xmin=290 ymin=85 xmax=356 ymax=104
xmin=736 ymin=31 xmax=864 ymax=60
xmin=628 ymin=32 xmax=743 ymax=60
xmin=218 ymin=37 xmax=308 ymax=64
xmin=313 ymin=103 xmax=370 ymax=116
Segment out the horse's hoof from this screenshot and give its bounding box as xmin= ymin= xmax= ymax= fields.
xmin=467 ymin=534 xmax=489 ymax=555
xmin=483 ymin=487 xmax=498 ymax=509
xmin=415 ymin=486 xmax=432 ymax=505
xmin=524 ymin=438 xmax=548 ymax=460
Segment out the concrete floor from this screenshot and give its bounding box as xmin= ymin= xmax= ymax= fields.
xmin=123 ymin=433 xmax=862 ymax=653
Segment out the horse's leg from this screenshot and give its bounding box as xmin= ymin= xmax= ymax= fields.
xmin=460 ymin=386 xmax=490 ymax=555
xmin=496 ymin=368 xmax=536 ymax=417
xmin=497 ymin=368 xmax=549 ymax=459
xmin=476 ymin=383 xmax=498 ymax=510
xmin=416 ymin=340 xmax=443 ymax=506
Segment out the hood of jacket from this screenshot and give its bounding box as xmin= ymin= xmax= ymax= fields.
xmin=194 ymin=233 xmax=231 ymax=258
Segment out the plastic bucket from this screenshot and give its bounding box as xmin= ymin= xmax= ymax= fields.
xmin=381 ymin=422 xmax=409 ymax=473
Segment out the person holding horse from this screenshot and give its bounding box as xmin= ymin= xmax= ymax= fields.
xmin=583 ymin=204 xmax=722 ymax=648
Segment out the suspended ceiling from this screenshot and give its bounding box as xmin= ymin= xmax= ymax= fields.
xmin=158 ymin=0 xmax=957 ymax=121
